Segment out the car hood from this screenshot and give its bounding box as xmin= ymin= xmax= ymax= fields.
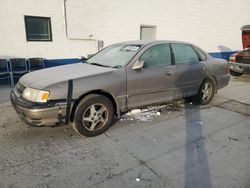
xmin=19 ymin=63 xmax=115 ymax=89
xmin=239 ymin=48 xmax=250 ymax=56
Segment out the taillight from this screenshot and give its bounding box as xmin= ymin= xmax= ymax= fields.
xmin=224 ymin=64 xmax=229 ymax=73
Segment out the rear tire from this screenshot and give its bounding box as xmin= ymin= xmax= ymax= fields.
xmin=72 ymin=94 xmax=114 ymax=137
xmin=192 ymin=79 xmax=215 ymax=105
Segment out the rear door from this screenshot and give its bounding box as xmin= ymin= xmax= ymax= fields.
xmin=126 ymin=43 xmax=175 ymax=109
xmin=171 ymin=43 xmax=206 ymax=98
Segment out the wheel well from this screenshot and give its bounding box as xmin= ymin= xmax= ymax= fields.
xmin=70 ymin=90 xmax=117 ymax=122
xmin=202 ymin=76 xmax=218 ymax=92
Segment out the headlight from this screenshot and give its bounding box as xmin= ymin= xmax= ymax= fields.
xmin=22 ymin=87 xmax=50 ymax=103
xmin=229 ymin=56 xmax=236 ymax=61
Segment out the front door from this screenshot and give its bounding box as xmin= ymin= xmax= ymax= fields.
xmin=126 ymin=43 xmax=175 ymax=109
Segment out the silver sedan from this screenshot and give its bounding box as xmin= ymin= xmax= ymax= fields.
xmin=11 ymin=40 xmax=230 ymax=136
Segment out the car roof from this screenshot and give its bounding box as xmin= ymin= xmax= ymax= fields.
xmin=116 ymin=40 xmax=193 ymax=46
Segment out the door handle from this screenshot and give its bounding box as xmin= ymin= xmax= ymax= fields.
xmin=166 ymin=70 xmax=174 ymax=76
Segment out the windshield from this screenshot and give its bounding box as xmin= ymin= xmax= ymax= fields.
xmin=87 ymin=44 xmax=142 ymax=68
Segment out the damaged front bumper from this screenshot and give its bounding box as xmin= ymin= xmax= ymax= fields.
xmin=10 ymin=90 xmax=73 ymax=126
xmin=229 ymin=62 xmax=250 ymax=74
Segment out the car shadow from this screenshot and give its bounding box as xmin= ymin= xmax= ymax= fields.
xmin=172 ymin=50 xmax=213 ymax=187
xmin=184 ymin=103 xmax=212 ymax=188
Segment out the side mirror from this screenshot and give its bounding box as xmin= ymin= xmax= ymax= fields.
xmin=80 ymin=56 xmax=88 ymax=62
xmin=133 ymin=60 xmax=145 ymax=70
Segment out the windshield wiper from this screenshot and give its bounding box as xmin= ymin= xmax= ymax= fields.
xmin=112 ymin=65 xmax=122 ymax=69
xmin=88 ymin=62 xmax=112 ymax=68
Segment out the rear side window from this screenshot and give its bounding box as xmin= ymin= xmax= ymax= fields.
xmin=171 ymin=43 xmax=199 ymax=64
xmin=140 ymin=43 xmax=172 ymax=67
xmin=193 ymin=46 xmax=207 ymax=61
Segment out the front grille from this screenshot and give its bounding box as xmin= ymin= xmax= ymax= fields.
xmin=236 ymin=55 xmax=250 ymax=64
xmin=236 ymin=55 xmax=244 ymax=63
xmin=243 ymin=57 xmax=250 ymax=64
xmin=15 ymin=82 xmax=26 ymax=95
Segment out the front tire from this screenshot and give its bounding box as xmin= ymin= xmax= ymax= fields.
xmin=72 ymin=94 xmax=114 ymax=137
xmin=192 ymin=79 xmax=215 ymax=105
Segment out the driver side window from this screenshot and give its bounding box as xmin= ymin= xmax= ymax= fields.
xmin=140 ymin=44 xmax=172 ymax=67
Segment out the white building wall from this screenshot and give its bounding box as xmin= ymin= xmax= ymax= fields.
xmin=66 ymin=0 xmax=250 ymax=52
xmin=0 ymin=0 xmax=250 ymax=59
xmin=0 ymin=0 xmax=97 ymax=59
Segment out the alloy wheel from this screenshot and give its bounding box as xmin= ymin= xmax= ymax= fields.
xmin=82 ymin=103 xmax=109 ymax=131
xmin=201 ymin=82 xmax=213 ymax=101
